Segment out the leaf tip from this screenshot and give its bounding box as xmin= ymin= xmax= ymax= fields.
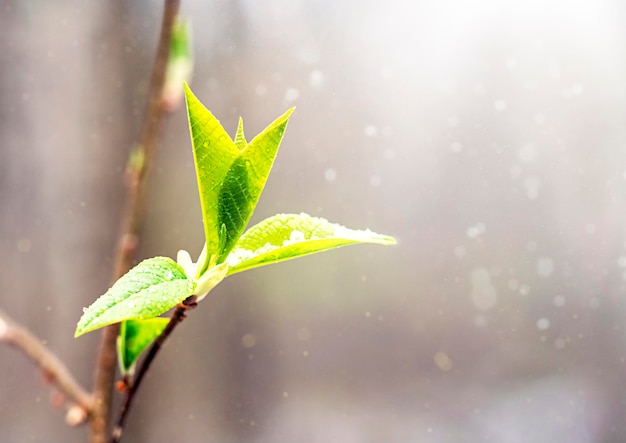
xmin=284 ymin=107 xmax=296 ymax=119
xmin=381 ymin=235 xmax=397 ymax=245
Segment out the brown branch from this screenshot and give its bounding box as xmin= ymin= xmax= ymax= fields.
xmin=110 ymin=296 xmax=197 ymax=443
xmin=0 ymin=308 xmax=93 ymax=424
xmin=90 ymin=1 xmax=181 ymax=442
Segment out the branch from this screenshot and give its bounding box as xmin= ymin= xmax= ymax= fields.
xmin=110 ymin=296 xmax=197 ymax=443
xmin=90 ymin=1 xmax=181 ymax=442
xmin=0 ymin=308 xmax=93 ymax=425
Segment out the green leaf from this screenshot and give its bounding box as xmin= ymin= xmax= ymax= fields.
xmin=75 ymin=257 xmax=196 ymax=337
xmin=234 ymin=117 xmax=246 ymax=150
xmin=185 ymin=85 xmax=240 ymax=272
xmin=220 ymin=107 xmax=293 ymax=262
xmin=226 ymin=213 xmax=396 ymax=275
xmin=184 ymin=84 xmax=294 ymax=268
xmin=117 ymin=318 xmax=169 ymax=375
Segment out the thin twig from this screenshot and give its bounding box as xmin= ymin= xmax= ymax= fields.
xmin=110 ymin=297 xmax=197 ymax=443
xmin=0 ymin=308 xmax=94 ymax=424
xmin=90 ymin=1 xmax=181 ymax=442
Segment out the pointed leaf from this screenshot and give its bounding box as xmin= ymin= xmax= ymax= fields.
xmin=216 ymin=108 xmax=294 ymax=263
xmin=226 ymin=213 xmax=396 ymax=275
xmin=117 ymin=318 xmax=169 ymax=375
xmin=185 ymin=84 xmax=294 ymax=266
xmin=234 ymin=117 xmax=247 ymax=150
xmin=75 ymin=257 xmax=195 ymax=337
xmin=185 ymin=84 xmax=240 ymax=271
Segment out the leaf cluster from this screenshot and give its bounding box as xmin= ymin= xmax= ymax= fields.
xmin=75 ymin=85 xmax=396 ymax=374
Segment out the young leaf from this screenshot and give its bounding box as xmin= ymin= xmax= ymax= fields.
xmin=217 ymin=108 xmax=293 ymax=262
xmin=185 ymin=85 xmax=240 ymax=272
xmin=225 ymin=213 xmax=396 ymax=275
xmin=117 ymin=318 xmax=169 ymax=375
xmin=234 ymin=117 xmax=246 ymax=150
xmin=75 ymin=257 xmax=196 ymax=337
xmin=184 ymin=84 xmax=294 ymax=267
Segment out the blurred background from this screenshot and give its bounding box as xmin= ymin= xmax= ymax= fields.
xmin=2 ymin=0 xmax=626 ymax=441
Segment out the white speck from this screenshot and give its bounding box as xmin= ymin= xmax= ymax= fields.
xmin=572 ymin=84 xmax=584 ymax=95
xmin=287 ymin=230 xmax=305 ymax=244
xmin=369 ymin=175 xmax=382 ymax=187
xmin=517 ymin=143 xmax=537 ymax=163
xmin=324 ymin=168 xmax=337 ymax=182
xmin=470 ymin=268 xmax=498 ymax=311
xmin=454 ymin=246 xmax=466 ymax=258
xmin=433 ymin=351 xmax=453 ymax=371
xmin=553 ymin=295 xmax=566 ymax=307
xmin=226 ymin=243 xmax=276 ymax=267
xmin=364 ymin=125 xmax=378 ymax=137
xmin=534 ymin=114 xmax=546 ymax=125
xmin=473 ymin=84 xmax=485 ymax=95
xmin=82 ymin=307 xmax=88 ymax=313
xmin=536 ymin=257 xmax=554 ymax=277
xmin=466 ymin=223 xmax=486 ymax=239
xmin=255 ymin=84 xmax=267 ymax=96
xmin=241 ymin=333 xmax=256 ymax=348
xmin=284 ymin=88 xmax=299 ymax=102
xmin=537 ymin=318 xmax=550 ymax=330
xmin=585 ymin=223 xmax=596 ymax=235
xmin=297 ymin=327 xmax=311 ymax=341
xmin=309 ymin=70 xmax=324 ymax=88
xmin=518 ymin=284 xmax=530 ymax=295
xmin=494 ymin=100 xmax=507 ymax=112
xmin=451 ymin=142 xmax=463 ymax=153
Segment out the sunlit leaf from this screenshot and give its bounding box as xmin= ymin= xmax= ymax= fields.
xmin=218 ymin=108 xmax=293 ymax=262
xmin=117 ymin=318 xmax=169 ymax=375
xmin=226 ymin=213 xmax=396 ymax=275
xmin=234 ymin=117 xmax=246 ymax=150
xmin=75 ymin=257 xmax=195 ymax=337
xmin=184 ymin=85 xmax=240 ymax=272
xmin=184 ymin=84 xmax=294 ymax=268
